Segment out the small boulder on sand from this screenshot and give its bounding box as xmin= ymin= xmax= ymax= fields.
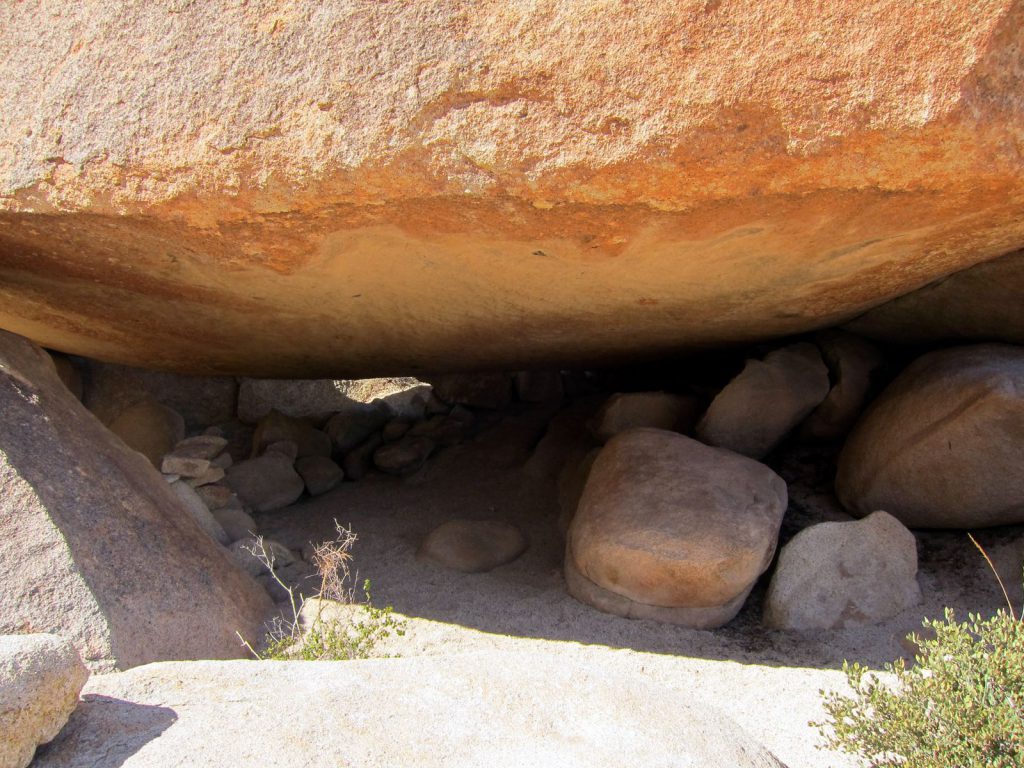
xmin=764 ymin=511 xmax=922 ymax=630
xmin=0 ymin=633 xmax=89 ymax=768
xmin=418 ymin=520 xmax=529 ymax=573
xmin=295 ymin=455 xmax=344 ymax=496
xmin=566 ymin=429 xmax=786 ymax=629
xmin=696 ymin=343 xmax=830 ymax=458
xmin=224 ymin=454 xmax=305 ymax=513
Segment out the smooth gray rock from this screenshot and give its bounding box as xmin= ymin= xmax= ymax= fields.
xmin=33 ymin=654 xmax=785 ymax=768
xmin=373 ymin=436 xmax=435 ymax=476
xmin=764 ymin=511 xmax=922 ymax=630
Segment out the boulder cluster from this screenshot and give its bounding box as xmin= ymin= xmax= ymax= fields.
xmin=558 ymin=337 xmax=1024 ymax=630
xmin=78 ymin=363 xmax=549 ymax=603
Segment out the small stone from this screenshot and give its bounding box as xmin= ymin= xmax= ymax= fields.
xmin=163 ymin=473 xmax=180 ymax=483
xmin=764 ymin=511 xmax=922 ymax=630
xmin=382 ymin=418 xmax=412 ymax=442
xmin=169 ymin=481 xmax=230 ymax=545
xmin=224 ymin=453 xmax=305 ymax=513
xmin=295 ymin=455 xmax=344 ymax=496
xmin=418 ymin=520 xmax=528 ymax=573
xmin=324 ymin=403 xmax=391 ymax=454
xmin=696 ymin=343 xmax=831 ymax=459
xmin=161 ymin=454 xmax=212 ymax=478
xmin=0 ymin=633 xmax=89 ymax=768
xmin=591 ymin=392 xmax=698 ymax=442
xmin=170 ymin=434 xmax=230 ymax=460
xmin=342 ymin=434 xmax=383 ymax=480
xmin=263 ymin=440 xmax=299 ymax=461
xmin=186 ymin=465 xmax=226 ymax=488
xmin=408 ymin=414 xmax=466 ymax=447
xmin=210 ymin=451 xmax=234 ymax=469
xmin=195 ymin=484 xmax=236 ymax=511
xmin=108 ymin=398 xmax=185 ymax=468
xmin=251 ymin=410 xmax=332 ymax=458
xmin=211 ymin=506 xmax=259 ymax=543
xmin=373 ymin=435 xmax=435 ymax=475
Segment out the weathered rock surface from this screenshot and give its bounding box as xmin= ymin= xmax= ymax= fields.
xmin=224 ymin=454 xmax=305 ymax=513
xmin=836 ymin=344 xmax=1024 ymax=528
xmin=848 ymin=248 xmax=1024 ymax=345
xmin=800 ymin=331 xmax=884 ymax=441
xmin=764 ymin=511 xmax=922 ymax=630
xmin=33 ymin=654 xmax=785 ymax=768
xmin=697 ymin=343 xmax=830 ymax=458
xmin=0 ymin=330 xmax=273 ymax=670
xmin=566 ymin=429 xmax=787 ymax=628
xmin=107 ymin=398 xmax=185 ymax=469
xmin=1 ymin=2 xmax=1022 ymax=375
xmin=591 ymin=392 xmax=697 ymax=442
xmin=418 ymin=520 xmax=528 ymax=573
xmin=0 ymin=634 xmax=88 ymax=768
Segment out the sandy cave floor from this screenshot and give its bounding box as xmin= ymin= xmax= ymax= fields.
xmin=254 ymin=404 xmax=1024 ymax=768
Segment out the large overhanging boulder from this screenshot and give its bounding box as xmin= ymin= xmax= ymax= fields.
xmin=0 ymin=1 xmax=1022 ymax=376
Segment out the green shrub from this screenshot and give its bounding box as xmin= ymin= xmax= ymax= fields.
xmin=816 ymin=608 xmax=1024 ymax=767
xmin=238 ymin=522 xmax=406 ymax=661
xmin=261 ymin=579 xmax=406 ymax=661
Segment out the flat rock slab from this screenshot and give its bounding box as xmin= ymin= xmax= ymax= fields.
xmin=0 ymin=2 xmax=1022 ymax=375
xmin=35 ymin=654 xmax=784 ymax=768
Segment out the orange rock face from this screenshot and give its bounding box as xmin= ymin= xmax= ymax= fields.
xmin=0 ymin=1 xmax=1022 ymax=375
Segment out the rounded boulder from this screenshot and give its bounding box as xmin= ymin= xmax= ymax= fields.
xmin=566 ymin=429 xmax=787 ymax=628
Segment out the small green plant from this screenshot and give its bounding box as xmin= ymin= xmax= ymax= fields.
xmin=816 ymin=535 xmax=1024 ymax=768
xmin=237 ymin=522 xmax=406 ymax=661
